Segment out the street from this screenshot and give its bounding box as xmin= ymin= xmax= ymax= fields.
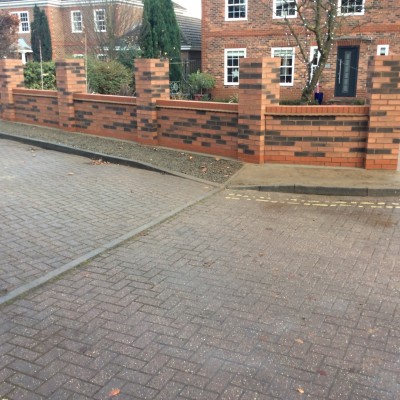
xmin=1 ymin=140 xmax=399 ymax=399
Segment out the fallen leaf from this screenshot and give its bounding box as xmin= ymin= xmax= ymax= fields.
xmin=91 ymin=158 xmax=110 ymax=165
xmin=296 ymin=387 xmax=305 ymax=394
xmin=188 ymin=156 xmax=193 ymax=160
xmin=108 ymin=388 xmax=120 ymax=397
xmin=215 ymin=157 xmax=221 ymax=161
xmin=200 ymin=165 xmax=208 ymax=173
xmin=67 ymin=172 xmax=74 ymax=176
xmin=295 ymin=338 xmax=304 ymax=344
xmin=317 ymin=370 xmax=328 ymax=376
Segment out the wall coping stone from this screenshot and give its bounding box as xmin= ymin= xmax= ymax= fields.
xmin=73 ymin=93 xmax=136 ymax=105
xmin=265 ymin=105 xmax=369 ymax=116
xmin=13 ymin=88 xmax=58 ymax=98
xmin=157 ymin=99 xmax=238 ymax=114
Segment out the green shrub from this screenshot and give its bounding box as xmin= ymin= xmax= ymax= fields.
xmin=213 ymin=94 xmax=239 ymax=103
xmin=24 ymin=61 xmax=56 ymax=90
xmin=188 ymin=71 xmax=215 ymax=95
xmin=87 ymin=58 xmax=133 ymax=95
xmin=279 ymin=99 xmax=318 ymax=105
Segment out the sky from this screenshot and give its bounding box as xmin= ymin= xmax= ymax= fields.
xmin=174 ymin=0 xmax=202 ymax=18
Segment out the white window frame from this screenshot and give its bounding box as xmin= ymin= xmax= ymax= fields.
xmin=224 ymin=48 xmax=246 ymax=86
xmin=271 ymin=47 xmax=295 ymax=86
xmin=225 ymin=0 xmax=247 ymax=21
xmin=338 ymin=0 xmax=365 ymax=16
xmin=309 ymin=46 xmax=321 ymax=81
xmin=377 ymin=45 xmax=389 ymax=56
xmin=94 ymin=9 xmax=106 ymax=32
xmin=12 ymin=11 xmax=30 ymax=33
xmin=71 ymin=10 xmax=83 ymax=33
xmin=73 ymin=54 xmax=84 ymax=59
xmin=273 ymin=0 xmax=297 ymax=19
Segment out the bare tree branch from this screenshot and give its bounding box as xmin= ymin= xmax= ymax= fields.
xmin=0 ymin=11 xmax=19 ymax=58
xmin=78 ymin=0 xmax=141 ymax=60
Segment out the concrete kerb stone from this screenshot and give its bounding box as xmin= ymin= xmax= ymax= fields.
xmin=227 ymin=184 xmax=400 ymax=197
xmin=0 ymin=132 xmax=223 ymax=188
xmin=0 ymin=184 xmax=223 ymax=306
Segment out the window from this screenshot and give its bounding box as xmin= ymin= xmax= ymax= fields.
xmin=377 ymin=45 xmax=389 ymax=56
xmin=224 ymin=49 xmax=246 ymax=85
xmin=309 ymin=46 xmax=321 ymax=80
xmin=71 ymin=11 xmax=83 ymax=33
xmin=273 ymin=0 xmax=297 ymax=18
xmin=338 ymin=0 xmax=364 ymax=15
xmin=12 ymin=11 xmax=30 ymax=33
xmin=73 ymin=54 xmax=84 ymax=59
xmin=94 ymin=9 xmax=106 ymax=32
xmin=226 ymin=0 xmax=247 ymax=20
xmin=272 ymin=47 xmax=295 ymax=86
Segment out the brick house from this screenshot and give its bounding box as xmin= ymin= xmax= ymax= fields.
xmin=201 ymin=0 xmax=400 ymax=102
xmin=0 ymin=0 xmax=201 ymax=68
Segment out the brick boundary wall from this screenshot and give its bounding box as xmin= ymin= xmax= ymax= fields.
xmin=55 ymin=59 xmax=86 ymax=131
xmin=135 ymin=59 xmax=170 ymax=145
xmin=157 ymin=100 xmax=238 ymax=158
xmin=265 ymin=106 xmax=369 ymax=167
xmin=238 ymin=57 xmax=281 ymax=163
xmin=73 ymin=93 xmax=137 ymax=141
xmin=366 ymin=56 xmax=400 ymax=170
xmin=0 ymin=57 xmax=399 ymax=170
xmin=0 ymin=60 xmax=25 ymax=121
xmin=13 ymin=89 xmax=59 ymax=128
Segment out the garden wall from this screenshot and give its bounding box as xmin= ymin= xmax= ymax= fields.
xmin=14 ymin=89 xmax=59 ymax=128
xmin=157 ymin=100 xmax=238 ymax=158
xmin=0 ymin=56 xmax=399 ymax=170
xmin=73 ymin=94 xmax=137 ymax=141
xmin=265 ymin=106 xmax=369 ymax=167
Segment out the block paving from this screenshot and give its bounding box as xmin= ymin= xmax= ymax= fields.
xmin=0 ymin=143 xmax=399 ymax=400
xmin=0 ymin=139 xmax=212 ymax=293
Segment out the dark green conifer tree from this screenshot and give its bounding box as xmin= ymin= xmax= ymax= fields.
xmin=31 ymin=5 xmax=52 ymax=62
xmin=139 ymin=0 xmax=181 ymax=81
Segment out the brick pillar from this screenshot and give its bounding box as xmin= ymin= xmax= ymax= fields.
xmin=0 ymin=60 xmax=24 ymax=121
xmin=238 ymin=57 xmax=281 ymax=163
xmin=55 ymin=59 xmax=86 ymax=131
xmin=135 ymin=58 xmax=170 ymax=145
xmin=366 ymin=55 xmax=400 ymax=170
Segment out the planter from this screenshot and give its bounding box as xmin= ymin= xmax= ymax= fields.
xmin=314 ymin=92 xmax=324 ymax=105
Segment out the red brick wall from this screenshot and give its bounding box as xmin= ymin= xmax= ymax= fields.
xmin=265 ymin=106 xmax=369 ymax=167
xmin=0 ymin=60 xmax=25 ymax=121
xmin=237 ymin=57 xmax=280 ymax=163
xmin=13 ymin=89 xmax=59 ymax=128
xmin=135 ymin=59 xmax=170 ymax=145
xmin=1 ymin=57 xmax=399 ymax=170
xmin=74 ymin=94 xmax=137 ymax=141
xmin=366 ymin=56 xmax=400 ymax=170
xmin=202 ymin=0 xmax=400 ymax=102
xmin=157 ymin=100 xmax=238 ymax=158
xmin=56 ymin=59 xmax=86 ymax=130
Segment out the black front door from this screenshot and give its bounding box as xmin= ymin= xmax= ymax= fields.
xmin=335 ymin=46 xmax=359 ymax=97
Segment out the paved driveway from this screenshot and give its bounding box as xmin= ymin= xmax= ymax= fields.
xmin=0 ymin=140 xmax=214 ymax=295
xmin=1 ymin=141 xmax=400 ymax=399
